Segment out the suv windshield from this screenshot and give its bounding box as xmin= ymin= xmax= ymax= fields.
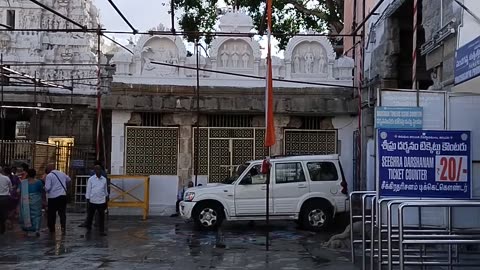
xmin=221 ymin=163 xmax=250 ymax=184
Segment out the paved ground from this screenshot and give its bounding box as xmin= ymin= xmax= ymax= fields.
xmin=0 ymin=213 xmax=359 ymax=270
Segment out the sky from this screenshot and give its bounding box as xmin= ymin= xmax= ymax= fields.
xmin=93 ymin=0 xmax=174 ymax=34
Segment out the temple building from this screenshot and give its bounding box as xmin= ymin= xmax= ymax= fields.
xmin=106 ymin=11 xmax=357 ymax=195
xmin=0 ymin=0 xmax=104 ymax=164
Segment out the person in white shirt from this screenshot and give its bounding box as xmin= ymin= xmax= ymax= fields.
xmin=0 ymin=167 xmax=12 ymax=234
xmin=45 ymin=164 xmax=71 ymax=234
xmin=85 ymin=165 xmax=109 ymax=236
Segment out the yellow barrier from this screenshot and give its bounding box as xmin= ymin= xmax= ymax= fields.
xmin=108 ymin=175 xmax=150 ymax=220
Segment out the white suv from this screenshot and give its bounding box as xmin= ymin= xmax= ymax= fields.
xmin=180 ymin=155 xmax=349 ymax=231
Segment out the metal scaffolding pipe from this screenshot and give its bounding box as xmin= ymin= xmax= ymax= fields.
xmin=150 ymin=61 xmax=355 ymax=89
xmin=353 ymin=0 xmax=386 ymax=34
xmin=102 ymin=34 xmax=133 ymax=54
xmin=0 ymin=27 xmax=361 ymax=37
xmin=107 ymin=0 xmax=138 ymax=34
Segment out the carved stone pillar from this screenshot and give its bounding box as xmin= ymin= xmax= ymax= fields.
xmin=271 ymin=115 xmax=291 ymax=156
xmin=254 ymin=59 xmax=260 ymax=76
xmin=285 ymin=60 xmax=292 ymax=79
xmin=162 ymin=113 xmax=196 ymax=186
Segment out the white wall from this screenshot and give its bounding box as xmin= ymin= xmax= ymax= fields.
xmin=149 ymin=175 xmax=179 ymax=216
xmin=332 ymin=116 xmax=357 ymax=190
xmin=111 ymin=111 xmax=131 ymax=175
xmin=457 ymin=0 xmax=480 ymax=47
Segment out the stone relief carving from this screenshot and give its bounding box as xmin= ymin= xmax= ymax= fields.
xmin=293 ymin=54 xmax=300 ymax=73
xmin=220 ymin=45 xmax=229 ymax=67
xmin=304 ymin=50 xmax=314 ymax=74
xmin=56 ymin=0 xmax=69 ymax=14
xmin=231 ymin=45 xmax=239 ymax=68
xmin=111 ymin=12 xmax=353 ymax=82
xmin=217 ymin=40 xmax=253 ymax=69
xmin=0 ymin=0 xmax=101 ymax=94
xmin=61 ymin=47 xmax=73 ymax=62
xmin=291 ymin=42 xmax=328 ymax=74
xmin=241 ymin=44 xmax=250 ymax=68
xmin=141 ymin=39 xmax=179 ymax=76
xmin=318 ymin=53 xmax=327 ymax=73
xmin=0 ymin=34 xmax=11 ymax=54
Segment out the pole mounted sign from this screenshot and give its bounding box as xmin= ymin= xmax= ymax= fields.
xmin=377 ymin=129 xmax=471 ymax=199
xmin=455 ymin=35 xmax=480 ymax=85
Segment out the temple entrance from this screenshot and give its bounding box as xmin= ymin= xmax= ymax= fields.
xmin=194 ymin=128 xmax=267 ymax=183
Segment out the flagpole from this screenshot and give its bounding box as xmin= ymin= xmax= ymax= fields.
xmin=264 ymin=0 xmax=275 ymax=252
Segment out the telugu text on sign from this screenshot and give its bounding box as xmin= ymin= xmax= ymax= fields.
xmin=377 ymin=130 xmax=471 ymax=199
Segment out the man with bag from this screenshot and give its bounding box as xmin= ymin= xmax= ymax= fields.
xmin=45 ymin=164 xmax=71 ymax=234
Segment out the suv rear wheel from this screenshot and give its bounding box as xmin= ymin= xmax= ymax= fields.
xmin=193 ymin=203 xmax=224 ymax=230
xmin=301 ymin=202 xmax=333 ymax=232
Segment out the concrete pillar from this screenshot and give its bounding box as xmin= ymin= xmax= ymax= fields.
xmin=163 ymin=113 xmax=196 ymax=186
xmin=272 ymin=115 xmax=291 ymax=156
xmin=111 ymin=110 xmax=132 ymax=174
xmin=178 ymin=124 xmax=192 ymax=186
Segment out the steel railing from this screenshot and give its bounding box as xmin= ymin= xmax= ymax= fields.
xmin=350 ymin=192 xmax=480 ymax=270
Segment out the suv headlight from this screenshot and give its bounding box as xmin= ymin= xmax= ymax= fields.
xmin=184 ymin=192 xmax=195 ymax=202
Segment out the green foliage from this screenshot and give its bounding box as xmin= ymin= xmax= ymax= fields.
xmin=173 ymin=0 xmax=344 ymax=50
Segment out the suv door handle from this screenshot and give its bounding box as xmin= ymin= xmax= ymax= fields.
xmin=298 ymin=183 xmax=307 ymax=188
xmin=261 ymin=186 xmax=267 ymax=190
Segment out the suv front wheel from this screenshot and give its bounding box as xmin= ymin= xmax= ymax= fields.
xmin=193 ymin=203 xmax=224 ymax=230
xmin=300 ymin=202 xmax=333 ymax=232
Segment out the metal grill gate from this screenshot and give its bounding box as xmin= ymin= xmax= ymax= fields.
xmin=125 ymin=127 xmax=179 ymax=175
xmin=194 ymin=128 xmax=268 ymax=183
xmin=284 ymin=129 xmax=338 ymax=155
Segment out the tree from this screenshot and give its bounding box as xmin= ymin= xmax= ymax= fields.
xmin=173 ymin=0 xmax=344 ymax=50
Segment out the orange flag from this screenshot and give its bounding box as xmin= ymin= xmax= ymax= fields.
xmin=264 ymin=0 xmax=276 ymax=147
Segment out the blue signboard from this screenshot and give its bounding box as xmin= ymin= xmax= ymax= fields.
xmin=375 ymin=106 xmax=423 ymax=129
xmin=71 ymin=160 xmax=85 ymax=169
xmin=377 ymin=129 xmax=471 ymax=199
xmin=455 ymin=35 xmax=480 ymax=85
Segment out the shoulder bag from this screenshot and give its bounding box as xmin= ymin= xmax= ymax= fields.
xmin=51 ymin=172 xmax=69 ymax=200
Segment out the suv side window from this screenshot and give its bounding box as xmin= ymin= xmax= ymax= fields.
xmin=307 ymin=162 xmax=338 ymax=181
xmin=239 ymin=165 xmax=267 ymax=185
xmin=275 ymin=162 xmax=306 ymax=184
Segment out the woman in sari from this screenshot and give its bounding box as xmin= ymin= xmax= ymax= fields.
xmin=19 ymin=169 xmax=43 ymax=236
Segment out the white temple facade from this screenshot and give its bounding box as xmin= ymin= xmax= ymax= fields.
xmin=112 ymin=11 xmax=354 ymax=88
xmin=0 ymin=0 xmax=103 ymax=153
xmin=0 ymin=0 xmax=101 ymax=95
xmin=107 ymin=11 xmax=357 ymax=216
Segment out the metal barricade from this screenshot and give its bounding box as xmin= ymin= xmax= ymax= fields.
xmin=358 ymin=194 xmax=378 ymax=270
xmin=398 ymin=201 xmax=480 ymax=270
xmin=377 ymin=198 xmax=416 ymax=270
xmin=354 ymin=196 xmax=475 ymax=270
xmin=108 ymin=175 xmax=150 ymax=220
xmin=74 ymin=175 xmax=90 ymax=210
xmin=350 ymin=191 xmax=376 ymax=264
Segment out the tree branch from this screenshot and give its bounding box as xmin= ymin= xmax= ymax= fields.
xmin=285 ymin=0 xmax=327 ymax=19
xmin=285 ymin=0 xmax=344 ymax=34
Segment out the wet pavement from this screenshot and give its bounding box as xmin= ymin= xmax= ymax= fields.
xmin=0 ymin=213 xmax=359 ymax=270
